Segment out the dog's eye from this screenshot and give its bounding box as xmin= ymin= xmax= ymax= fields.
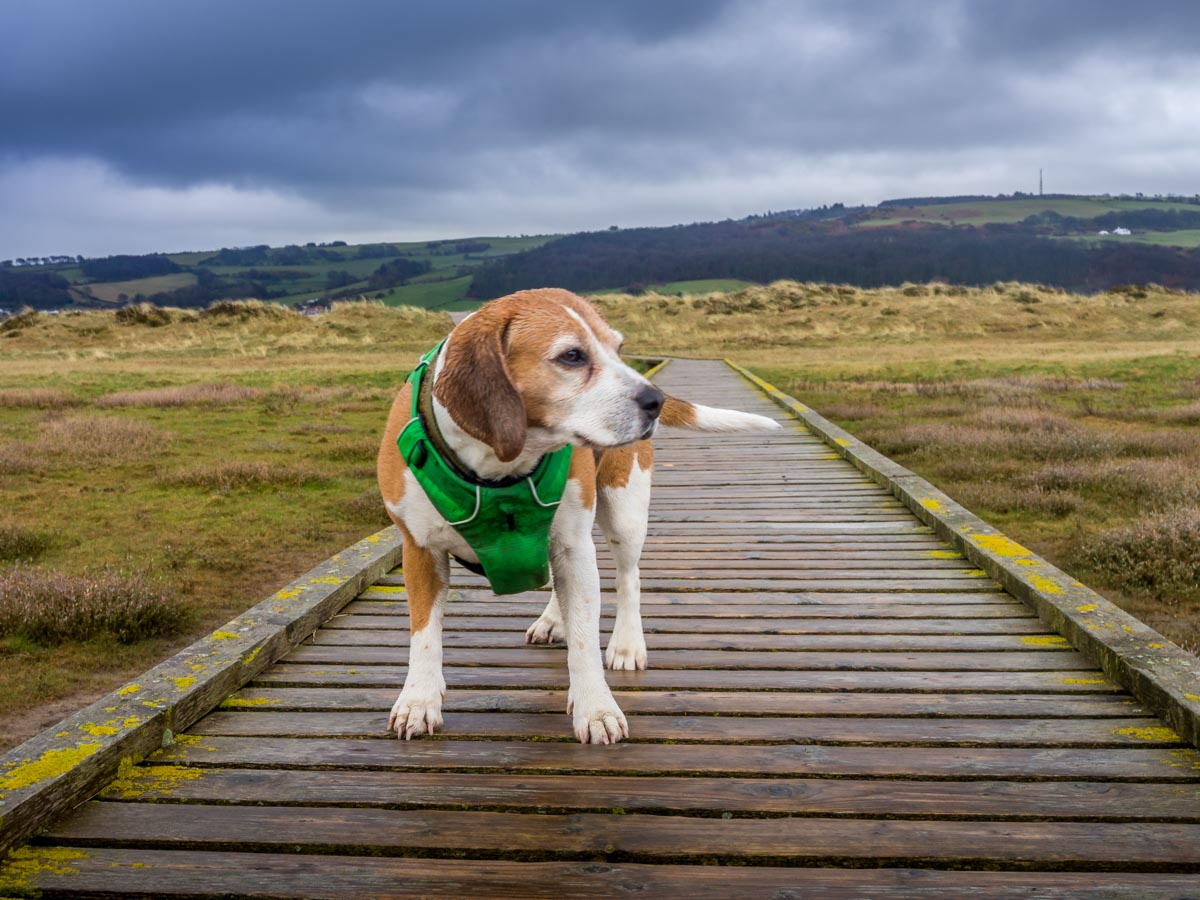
xmin=556 ymin=348 xmax=588 ymax=368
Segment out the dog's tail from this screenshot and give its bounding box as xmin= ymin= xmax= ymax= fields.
xmin=660 ymin=395 xmax=782 ymax=433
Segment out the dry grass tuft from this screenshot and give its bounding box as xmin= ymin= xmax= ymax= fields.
xmin=0 ymin=563 xmax=186 ymax=645
xmin=341 ymin=488 xmax=391 ymax=525
xmin=115 ymin=303 xmax=174 ymax=327
xmin=34 ymin=415 xmax=171 ymax=463
xmin=201 ymin=299 xmax=301 ymax=321
xmin=166 ymin=461 xmax=326 ymax=491
xmin=0 ymin=308 xmax=40 ymax=333
xmin=1077 ymin=510 xmax=1200 ymax=601
xmin=0 ymin=387 xmax=79 ymax=409
xmin=0 ymin=524 xmax=51 ymax=562
xmin=97 ymin=382 xmax=261 ymax=408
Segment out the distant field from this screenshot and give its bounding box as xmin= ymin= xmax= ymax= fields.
xmin=651 ymin=278 xmax=758 ymax=295
xmin=858 ymin=196 xmax=1200 ymax=229
xmin=378 ymin=274 xmax=473 ymax=309
xmin=1065 ymin=229 xmax=1200 ymax=249
xmin=77 ymin=272 xmax=198 ymax=303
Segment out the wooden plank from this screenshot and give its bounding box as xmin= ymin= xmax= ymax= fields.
xmin=221 ymin=688 xmax=1148 ymax=717
xmin=346 ymin=601 xmax=1033 ymax=619
xmin=254 ymin=666 xmax=1119 ymax=693
xmin=283 ymin=645 xmax=1093 ymax=672
xmin=95 ymin=767 xmax=1200 ymax=821
xmin=326 ymin=616 xmax=1049 ymax=634
xmin=40 ymin=803 xmax=1200 ymax=867
xmin=7 ymin=848 xmax=1197 ymax=899
xmin=190 ymin=711 xmax=1184 ymax=746
xmin=312 ymin=630 xmax=1073 ymax=652
xmin=153 ymin=735 xmax=1200 ymax=779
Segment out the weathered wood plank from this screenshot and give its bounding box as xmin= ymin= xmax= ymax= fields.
xmin=326 ymin=616 xmax=1049 ymax=634
xmin=6 ymin=848 xmax=1197 ymax=899
xmin=95 ymin=767 xmax=1200 ymax=821
xmin=345 ymin=601 xmax=1033 ymax=619
xmin=284 ymin=645 xmax=1093 ymax=672
xmin=309 ymin=629 xmax=1079 ymax=651
xmin=191 ymin=711 xmax=1184 ymax=746
xmin=220 ymin=688 xmax=1147 ymax=717
xmin=154 ymin=735 xmax=1200 ymax=779
xmin=41 ymin=803 xmax=1200 ymax=867
xmin=254 ymin=666 xmax=1119 ymax=692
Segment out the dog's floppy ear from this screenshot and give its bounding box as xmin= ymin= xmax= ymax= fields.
xmin=433 ymin=314 xmax=526 ymax=462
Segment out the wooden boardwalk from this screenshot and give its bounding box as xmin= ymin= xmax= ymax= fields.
xmin=6 ymin=359 xmax=1200 ymax=897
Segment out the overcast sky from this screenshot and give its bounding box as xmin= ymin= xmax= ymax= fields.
xmin=3 ymin=0 xmax=1199 ymax=258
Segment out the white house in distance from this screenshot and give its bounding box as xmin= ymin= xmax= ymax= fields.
xmin=1097 ymin=227 xmax=1132 ymax=236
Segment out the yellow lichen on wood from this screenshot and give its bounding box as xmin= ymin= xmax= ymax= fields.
xmin=219 ymin=695 xmax=281 ymax=709
xmin=309 ymin=575 xmax=344 ymax=585
xmin=1113 ymin=725 xmax=1181 ymax=742
xmin=918 ymin=496 xmax=946 ymax=513
xmin=1061 ymin=677 xmax=1106 ymax=685
xmin=969 ymin=533 xmax=1031 ymax=558
xmin=209 ymin=630 xmax=239 ymax=640
xmin=366 ymin=584 xmax=407 ymax=594
xmin=107 ymin=763 xmax=204 ymax=799
xmin=1029 ymin=574 xmax=1063 ymax=595
xmin=1020 ymin=635 xmax=1069 ymax=647
xmin=242 ymin=645 xmax=263 ymax=666
xmin=0 ymin=846 xmax=88 ymax=893
xmin=169 ymin=676 xmax=197 ymax=691
xmin=116 ymin=683 xmax=140 ymax=697
xmin=0 ymin=742 xmax=102 ymax=796
xmin=925 ymin=550 xmax=961 ymax=559
xmin=1076 ymin=604 xmax=1099 ymax=613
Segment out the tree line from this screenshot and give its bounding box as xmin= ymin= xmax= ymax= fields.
xmin=467 ymin=218 xmax=1200 ymax=299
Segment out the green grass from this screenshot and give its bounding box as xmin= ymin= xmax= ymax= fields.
xmin=0 ymin=301 xmax=451 ymax=749
xmin=857 ymin=196 xmax=1200 ymax=230
xmin=377 ymin=274 xmax=474 ymax=309
xmin=1064 ymin=229 xmax=1200 ymax=249
xmin=651 ymin=279 xmax=758 ymax=295
xmin=77 ymin=273 xmax=198 ymax=303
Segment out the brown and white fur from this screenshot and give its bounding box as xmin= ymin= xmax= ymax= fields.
xmin=378 ymin=289 xmax=779 ymax=744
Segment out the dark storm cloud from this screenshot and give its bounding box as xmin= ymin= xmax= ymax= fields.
xmin=2 ymin=0 xmax=1198 ymax=256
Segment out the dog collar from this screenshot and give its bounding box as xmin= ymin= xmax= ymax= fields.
xmin=397 ymin=340 xmax=573 ymax=595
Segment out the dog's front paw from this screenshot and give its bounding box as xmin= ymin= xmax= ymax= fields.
xmin=525 ymin=610 xmax=565 ymax=644
xmin=605 ymin=619 xmax=647 ymax=671
xmin=567 ymin=687 xmax=629 ymax=744
xmin=388 ymin=679 xmax=445 ymax=740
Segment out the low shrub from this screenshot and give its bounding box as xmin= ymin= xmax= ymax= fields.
xmin=0 ymin=563 xmax=186 ymax=644
xmin=0 ymin=524 xmax=51 ymax=561
xmin=97 ymin=382 xmax=261 ymax=408
xmin=1075 ymin=510 xmax=1200 ymax=600
xmin=35 ymin=415 xmax=170 ymax=462
xmin=166 ymin=461 xmax=325 ymax=491
xmin=115 ymin=303 xmax=172 ymax=327
xmin=0 ymin=388 xmax=79 ymax=409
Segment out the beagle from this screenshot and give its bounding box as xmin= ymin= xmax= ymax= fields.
xmin=377 ymin=288 xmax=780 ymax=744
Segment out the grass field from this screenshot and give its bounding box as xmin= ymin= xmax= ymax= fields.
xmin=0 ymin=302 xmax=450 ymax=749
xmin=2 ymin=284 xmax=1199 ymax=751
xmin=857 ymin=196 xmax=1200 ymax=230
xmin=76 ymin=272 xmax=199 ymax=303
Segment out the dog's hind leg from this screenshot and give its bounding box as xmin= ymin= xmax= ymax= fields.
xmin=524 ymin=578 xmax=565 ymax=644
xmin=596 ymin=442 xmax=653 ymax=670
xmin=388 ymin=524 xmax=450 ymax=739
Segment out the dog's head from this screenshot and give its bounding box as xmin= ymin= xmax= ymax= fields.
xmin=433 ymin=289 xmax=663 ymax=462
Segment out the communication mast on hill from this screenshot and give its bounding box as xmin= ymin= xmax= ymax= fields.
xmin=1039 ymin=169 xmax=1044 ymax=196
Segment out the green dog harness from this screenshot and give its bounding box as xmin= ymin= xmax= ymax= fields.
xmin=397 ymin=341 xmax=573 ymax=595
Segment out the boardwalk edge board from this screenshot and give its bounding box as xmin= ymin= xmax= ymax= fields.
xmin=0 ymin=527 xmax=404 ymax=857
xmin=725 ymin=359 xmax=1200 ymax=750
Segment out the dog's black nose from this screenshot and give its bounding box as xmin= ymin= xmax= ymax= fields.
xmin=636 ymin=385 xmax=664 ymax=419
